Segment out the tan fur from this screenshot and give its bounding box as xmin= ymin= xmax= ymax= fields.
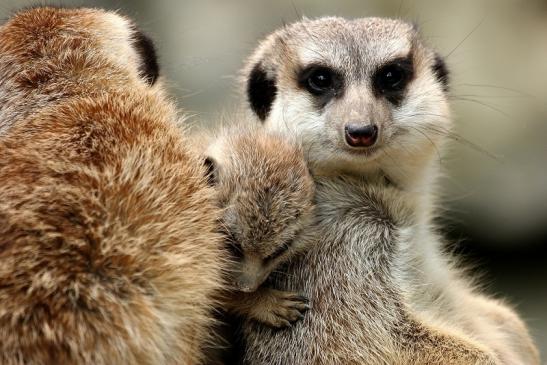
xmin=0 ymin=7 xmax=226 ymax=364
xmin=204 ymin=128 xmax=314 ymax=328
xmin=238 ymin=17 xmax=539 ymax=364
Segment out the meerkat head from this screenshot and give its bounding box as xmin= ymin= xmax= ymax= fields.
xmin=205 ymin=129 xmax=314 ymax=293
xmin=242 ymin=17 xmax=450 ymax=188
xmin=0 ymin=6 xmax=160 ymax=90
xmin=0 ymin=7 xmax=163 ymax=134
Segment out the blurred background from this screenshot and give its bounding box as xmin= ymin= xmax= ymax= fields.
xmin=2 ymin=0 xmax=546 ymax=356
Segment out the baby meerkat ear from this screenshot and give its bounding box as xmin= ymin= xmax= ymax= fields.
xmin=432 ymin=53 xmax=449 ymax=92
xmin=131 ymin=27 xmax=160 ymax=86
xmin=247 ymin=62 xmax=277 ymax=121
xmin=203 ymin=157 xmax=218 ymax=186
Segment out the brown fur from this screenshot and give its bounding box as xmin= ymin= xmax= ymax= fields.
xmin=205 ymin=128 xmax=314 ymax=328
xmin=0 ymin=7 xmax=225 ymax=364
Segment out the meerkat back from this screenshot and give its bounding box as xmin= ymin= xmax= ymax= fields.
xmin=0 ymin=7 xmax=225 ymax=365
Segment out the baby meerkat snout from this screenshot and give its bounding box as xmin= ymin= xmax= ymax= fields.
xmin=205 ymin=127 xmax=315 ymax=328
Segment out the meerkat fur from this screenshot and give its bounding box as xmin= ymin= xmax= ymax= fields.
xmin=0 ymin=7 xmax=227 ymax=365
xmin=238 ymin=16 xmax=539 ymax=365
xmin=195 ymin=125 xmax=315 ymax=329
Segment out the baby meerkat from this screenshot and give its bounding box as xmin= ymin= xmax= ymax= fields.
xmin=204 ymin=127 xmax=315 ymax=329
xmin=237 ymin=16 xmax=539 ymax=365
xmin=0 ymin=7 xmax=225 ymax=364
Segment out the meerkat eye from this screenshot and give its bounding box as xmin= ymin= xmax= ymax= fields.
xmin=307 ymin=68 xmax=332 ymax=93
xmin=377 ymin=65 xmax=405 ymax=90
xmin=298 ymin=65 xmax=342 ymax=96
xmin=227 ymin=241 xmax=243 ymax=259
xmin=224 ymin=230 xmax=244 ymax=259
xmin=264 ymin=239 xmax=292 ymax=263
xmin=373 ymin=57 xmax=414 ymax=104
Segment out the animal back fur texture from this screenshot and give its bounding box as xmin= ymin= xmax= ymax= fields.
xmin=0 ymin=7 xmax=226 ymax=365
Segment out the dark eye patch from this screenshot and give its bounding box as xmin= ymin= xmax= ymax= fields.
xmin=432 ymin=54 xmax=449 ymax=92
xmin=131 ymin=27 xmax=160 ymax=86
xmin=203 ymin=157 xmax=217 ymax=186
xmin=297 ymin=64 xmax=344 ymax=108
xmin=247 ymin=63 xmax=277 ymax=121
xmin=372 ymin=56 xmax=414 ymax=106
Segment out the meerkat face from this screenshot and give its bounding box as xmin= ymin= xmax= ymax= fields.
xmin=205 ymin=131 xmax=314 ymax=292
xmin=244 ymin=17 xmax=450 ymax=180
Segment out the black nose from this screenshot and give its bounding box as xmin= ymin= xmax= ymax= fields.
xmin=345 ymin=123 xmax=378 ymax=147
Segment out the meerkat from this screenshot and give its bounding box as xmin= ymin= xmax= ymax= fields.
xmin=0 ymin=7 xmax=226 ymax=365
xmin=203 ymin=127 xmax=314 ymax=329
xmin=236 ymin=17 xmax=539 ymax=364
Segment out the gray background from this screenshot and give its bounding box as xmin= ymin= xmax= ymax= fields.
xmin=1 ymin=0 xmax=546 ymax=358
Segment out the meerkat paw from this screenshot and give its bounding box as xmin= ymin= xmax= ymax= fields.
xmin=250 ymin=289 xmax=310 ymax=329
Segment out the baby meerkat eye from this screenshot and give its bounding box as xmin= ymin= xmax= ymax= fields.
xmin=263 ymin=239 xmax=292 ymax=263
xmin=373 ymin=57 xmax=414 ymax=105
xmin=298 ymin=65 xmax=343 ymax=96
xmin=225 ymin=230 xmax=244 ymax=259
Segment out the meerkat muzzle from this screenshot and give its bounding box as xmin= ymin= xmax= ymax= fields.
xmin=234 ymin=274 xmax=262 ymax=293
xmin=344 ymin=123 xmax=379 ymax=147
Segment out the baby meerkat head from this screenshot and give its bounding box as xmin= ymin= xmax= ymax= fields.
xmin=243 ymin=17 xmax=450 ymax=183
xmin=205 ymin=129 xmax=315 ymax=292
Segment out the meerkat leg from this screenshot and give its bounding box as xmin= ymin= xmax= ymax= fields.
xmin=230 ymin=288 xmax=310 ymax=328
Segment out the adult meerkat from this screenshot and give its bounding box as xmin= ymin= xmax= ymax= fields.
xmin=204 ymin=128 xmax=314 ymax=328
xmin=0 ymin=7 xmax=226 ymax=365
xmin=237 ymin=17 xmax=539 ymax=364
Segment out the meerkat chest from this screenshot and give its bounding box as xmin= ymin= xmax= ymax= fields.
xmin=243 ymin=180 xmax=413 ymax=362
xmin=272 ymin=180 xmax=408 ymax=323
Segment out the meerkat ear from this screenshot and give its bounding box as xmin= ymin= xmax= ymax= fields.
xmin=203 ymin=157 xmax=218 ymax=186
xmin=247 ymin=62 xmax=277 ymax=121
xmin=131 ymin=28 xmax=160 ymax=86
xmin=432 ymin=53 xmax=449 ymax=92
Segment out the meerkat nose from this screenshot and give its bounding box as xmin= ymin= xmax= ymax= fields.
xmin=234 ymin=274 xmax=261 ymax=293
xmin=344 ymin=123 xmax=378 ymax=147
